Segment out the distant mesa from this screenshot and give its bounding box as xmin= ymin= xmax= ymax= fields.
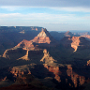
xmin=50 ymin=31 xmax=74 ymax=41
xmin=31 ymin=27 xmax=38 ymax=31
xmin=64 ymin=31 xmax=74 ymax=37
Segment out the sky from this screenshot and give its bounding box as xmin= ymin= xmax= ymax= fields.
xmin=0 ymin=0 xmax=90 ymax=31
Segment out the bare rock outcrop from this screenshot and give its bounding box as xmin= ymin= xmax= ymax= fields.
xmin=44 ymin=64 xmax=86 ymax=88
xmin=15 ymin=39 xmax=35 ymax=50
xmin=87 ymin=60 xmax=90 ymax=66
xmin=60 ymin=36 xmax=80 ymax=52
xmin=17 ymin=50 xmax=30 ymax=60
xmin=81 ymin=34 xmax=90 ymax=40
xmin=10 ymin=65 xmax=31 ymax=77
xmin=61 ymin=36 xmax=90 ymax=52
xmin=32 ymin=28 xmax=56 ymax=45
xmin=40 ymin=49 xmax=57 ymax=66
xmin=71 ymin=36 xmax=80 ymax=52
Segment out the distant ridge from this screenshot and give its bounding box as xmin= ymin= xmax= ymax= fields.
xmin=50 ymin=31 xmax=74 ymax=40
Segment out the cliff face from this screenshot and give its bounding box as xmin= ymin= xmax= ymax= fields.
xmin=16 ymin=28 xmax=52 ymax=48
xmin=1 ymin=29 xmax=90 ymax=90
xmin=60 ymin=36 xmax=80 ymax=52
xmin=71 ymin=36 xmax=80 ymax=52
xmin=16 ymin=40 xmax=35 ymax=50
xmin=14 ymin=28 xmax=56 ymax=50
xmin=40 ymin=49 xmax=57 ymax=66
xmin=32 ymin=28 xmax=56 ymax=44
xmin=2 ymin=28 xmax=57 ymax=59
xmin=10 ymin=65 xmax=31 ymax=77
xmin=60 ymin=36 xmax=90 ymax=52
xmin=43 ymin=64 xmax=86 ymax=88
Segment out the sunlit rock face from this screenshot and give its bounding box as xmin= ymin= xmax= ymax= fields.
xmin=71 ymin=36 xmax=80 ymax=52
xmin=2 ymin=28 xmax=90 ymax=90
xmin=16 ymin=40 xmax=35 ymax=50
xmin=60 ymin=36 xmax=80 ymax=52
xmin=14 ymin=28 xmax=56 ymax=50
xmin=32 ymin=28 xmax=56 ymax=44
xmin=81 ymin=34 xmax=90 ymax=40
xmin=44 ymin=64 xmax=86 ymax=88
xmin=60 ymin=36 xmax=90 ymax=52
xmin=2 ymin=28 xmax=57 ymax=60
xmin=10 ymin=65 xmax=31 ymax=77
xmin=40 ymin=49 xmax=57 ymax=66
xmin=87 ymin=60 xmax=90 ymax=66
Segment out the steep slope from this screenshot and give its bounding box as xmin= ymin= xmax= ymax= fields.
xmin=2 ymin=29 xmax=90 ymax=90
xmin=32 ymin=28 xmax=57 ymax=44
xmin=82 ymin=34 xmax=90 ymax=40
xmin=2 ymin=28 xmax=57 ymax=60
xmin=71 ymin=36 xmax=80 ymax=52
xmin=15 ymin=28 xmax=57 ymax=49
xmin=15 ymin=39 xmax=35 ymax=50
xmin=0 ymin=26 xmax=44 ymax=55
xmin=60 ymin=36 xmax=90 ymax=52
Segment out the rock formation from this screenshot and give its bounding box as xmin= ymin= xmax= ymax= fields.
xmin=15 ymin=39 xmax=35 ymax=50
xmin=32 ymin=28 xmax=56 ymax=45
xmin=60 ymin=36 xmax=80 ymax=52
xmin=14 ymin=28 xmax=56 ymax=51
xmin=10 ymin=65 xmax=31 ymax=77
xmin=87 ymin=60 xmax=90 ymax=66
xmin=17 ymin=50 xmax=30 ymax=60
xmin=2 ymin=28 xmax=57 ymax=60
xmin=40 ymin=49 xmax=57 ymax=66
xmin=64 ymin=31 xmax=74 ymax=37
xmin=60 ymin=36 xmax=90 ymax=52
xmin=71 ymin=36 xmax=80 ymax=52
xmin=1 ymin=28 xmax=90 ymax=90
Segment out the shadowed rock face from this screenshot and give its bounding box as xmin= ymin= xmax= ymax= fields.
xmin=14 ymin=28 xmax=56 ymax=50
xmin=60 ymin=36 xmax=80 ymax=52
xmin=60 ymin=36 xmax=90 ymax=52
xmin=1 ymin=28 xmax=90 ymax=90
xmin=2 ymin=28 xmax=57 ymax=60
xmin=2 ymin=48 xmax=26 ymax=59
xmin=43 ymin=64 xmax=86 ymax=88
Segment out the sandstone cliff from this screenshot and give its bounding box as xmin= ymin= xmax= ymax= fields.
xmin=40 ymin=49 xmax=57 ymax=66
xmin=32 ymin=28 xmax=57 ymax=45
xmin=60 ymin=36 xmax=90 ymax=52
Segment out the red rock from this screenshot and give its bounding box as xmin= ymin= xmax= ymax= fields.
xmin=32 ymin=28 xmax=56 ymax=44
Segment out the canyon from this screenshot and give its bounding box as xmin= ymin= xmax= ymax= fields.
xmin=0 ymin=26 xmax=90 ymax=90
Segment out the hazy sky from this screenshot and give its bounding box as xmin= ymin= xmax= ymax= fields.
xmin=0 ymin=0 xmax=90 ymax=31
